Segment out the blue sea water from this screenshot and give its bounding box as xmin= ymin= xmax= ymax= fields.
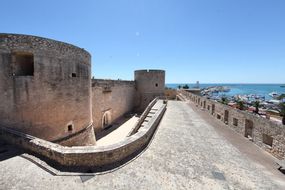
xmin=166 ymin=84 xmax=285 ymax=100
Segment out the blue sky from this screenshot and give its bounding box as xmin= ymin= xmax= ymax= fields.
xmin=1 ymin=0 xmax=285 ymax=83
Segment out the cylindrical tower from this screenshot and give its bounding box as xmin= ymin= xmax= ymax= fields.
xmin=134 ymin=69 xmax=165 ymax=111
xmin=0 ymin=33 xmax=95 ymax=146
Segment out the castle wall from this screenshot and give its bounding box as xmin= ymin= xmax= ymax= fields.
xmin=92 ymin=79 xmax=136 ymax=132
xmin=0 ymin=34 xmax=95 ymax=145
xmin=0 ymin=101 xmax=166 ymax=168
xmin=135 ymin=70 xmax=165 ymax=111
xmin=179 ymin=90 xmax=285 ymax=159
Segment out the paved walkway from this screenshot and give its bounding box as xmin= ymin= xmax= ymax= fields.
xmin=96 ymin=115 xmax=139 ymax=146
xmin=0 ymin=101 xmax=284 ymax=189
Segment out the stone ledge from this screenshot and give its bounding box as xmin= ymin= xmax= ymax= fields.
xmin=0 ymin=101 xmax=166 ymax=170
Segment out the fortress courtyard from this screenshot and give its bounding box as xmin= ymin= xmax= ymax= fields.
xmin=1 ymin=100 xmax=285 ymax=190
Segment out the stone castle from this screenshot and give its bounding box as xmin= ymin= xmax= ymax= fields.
xmin=1 ymin=33 xmax=285 ymax=173
xmin=0 ymin=33 xmax=165 ymax=147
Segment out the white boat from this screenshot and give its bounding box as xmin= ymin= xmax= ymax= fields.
xmin=268 ymin=99 xmax=281 ymax=105
xmin=269 ymin=92 xmax=279 ymax=98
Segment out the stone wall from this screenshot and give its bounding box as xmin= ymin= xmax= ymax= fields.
xmin=135 ymin=70 xmax=165 ymax=111
xmin=53 ymin=125 xmax=96 ymax=146
xmin=0 ymin=34 xmax=166 ymax=147
xmin=0 ymin=33 xmax=95 ymax=145
xmin=0 ymin=101 xmax=166 ymax=168
xmin=179 ymin=90 xmax=285 ymax=159
xmin=92 ymin=79 xmax=136 ymax=132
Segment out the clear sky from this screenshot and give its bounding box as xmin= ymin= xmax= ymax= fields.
xmin=1 ymin=0 xmax=285 ymax=83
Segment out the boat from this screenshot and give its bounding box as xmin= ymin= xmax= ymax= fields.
xmin=269 ymin=92 xmax=279 ymax=98
xmin=268 ymin=99 xmax=281 ymax=105
xmin=281 ymin=85 xmax=285 ymax=88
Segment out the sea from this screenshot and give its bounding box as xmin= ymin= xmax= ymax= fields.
xmin=166 ymin=84 xmax=285 ymax=100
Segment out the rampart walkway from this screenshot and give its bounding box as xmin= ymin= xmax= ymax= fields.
xmin=0 ymin=101 xmax=284 ymax=189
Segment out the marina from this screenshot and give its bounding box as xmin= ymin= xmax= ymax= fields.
xmin=168 ymin=83 xmax=285 ymax=124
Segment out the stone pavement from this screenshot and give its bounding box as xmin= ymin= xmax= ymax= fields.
xmin=96 ymin=115 xmax=139 ymax=146
xmin=0 ymin=101 xmax=284 ymax=189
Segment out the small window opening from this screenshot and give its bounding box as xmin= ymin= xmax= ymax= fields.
xmin=155 ymin=83 xmax=158 ymax=87
xmin=72 ymin=73 xmax=77 ymax=77
xmin=233 ymin=118 xmax=238 ymax=126
xmin=245 ymin=119 xmax=253 ymax=138
xmin=211 ymin=104 xmax=215 ymax=115
xmin=68 ymin=124 xmax=73 ymax=132
xmin=262 ymin=134 xmax=273 ymax=147
xmin=13 ymin=52 xmax=34 ymax=76
xmin=217 ymin=114 xmax=221 ymax=120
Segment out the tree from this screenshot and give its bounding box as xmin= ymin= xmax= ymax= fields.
xmin=253 ymin=101 xmax=260 ymax=114
xmin=182 ymin=84 xmax=189 ymax=89
xmin=237 ymin=100 xmax=245 ymax=110
xmin=221 ymin=97 xmax=229 ymax=105
xmin=279 ymin=103 xmax=285 ymax=125
xmin=277 ymin=94 xmax=285 ymax=100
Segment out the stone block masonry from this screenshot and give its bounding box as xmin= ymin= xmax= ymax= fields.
xmin=179 ymin=90 xmax=285 ymax=159
xmin=135 ymin=70 xmax=165 ymax=112
xmin=0 ymin=33 xmax=166 ymax=149
xmin=92 ymin=79 xmax=137 ymax=132
xmin=0 ymin=33 xmax=95 ymax=146
xmin=92 ymin=69 xmax=166 ymax=133
xmin=0 ymin=100 xmax=166 ymax=168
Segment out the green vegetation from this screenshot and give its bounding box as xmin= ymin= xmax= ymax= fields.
xmin=253 ymin=101 xmax=260 ymax=114
xmin=220 ymin=97 xmax=229 ymax=105
xmin=237 ymin=100 xmax=245 ymax=110
xmin=177 ymin=84 xmax=190 ymax=89
xmin=182 ymin=84 xmax=189 ymax=89
xmin=277 ymin=94 xmax=285 ymax=100
xmin=279 ymin=103 xmax=285 ymax=125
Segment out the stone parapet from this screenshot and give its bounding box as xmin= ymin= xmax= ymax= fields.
xmin=0 ymin=33 xmax=90 ymax=63
xmin=178 ymin=89 xmax=285 ymax=159
xmin=92 ymin=79 xmax=135 ymax=88
xmin=0 ymin=101 xmax=166 ymax=168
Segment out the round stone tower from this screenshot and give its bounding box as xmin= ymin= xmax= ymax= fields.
xmin=134 ymin=69 xmax=165 ymax=111
xmin=0 ymin=33 xmax=95 ymax=146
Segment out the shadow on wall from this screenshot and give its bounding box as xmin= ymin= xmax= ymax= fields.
xmin=0 ymin=140 xmax=24 ymax=163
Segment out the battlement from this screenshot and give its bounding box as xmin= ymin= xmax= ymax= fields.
xmin=92 ymin=79 xmax=135 ymax=88
xmin=135 ymin=69 xmax=165 ymax=74
xmin=0 ymin=33 xmax=91 ymax=64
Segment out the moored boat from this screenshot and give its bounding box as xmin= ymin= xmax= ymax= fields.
xmin=269 ymin=92 xmax=279 ymax=99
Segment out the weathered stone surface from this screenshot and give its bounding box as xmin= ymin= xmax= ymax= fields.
xmin=0 ymin=101 xmax=283 ymax=189
xmin=0 ymin=101 xmax=166 ymax=167
xmin=179 ymin=90 xmax=285 ymax=159
xmin=91 ymin=70 xmax=166 ymax=133
xmin=0 ymin=33 xmax=94 ymax=145
xmin=135 ymin=70 xmax=165 ymax=111
xmin=92 ymin=79 xmax=136 ymax=131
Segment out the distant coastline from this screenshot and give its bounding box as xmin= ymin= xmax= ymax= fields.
xmin=166 ymin=83 xmax=285 ymax=100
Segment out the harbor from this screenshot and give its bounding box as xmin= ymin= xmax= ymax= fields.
xmin=198 ymin=85 xmax=285 ymax=125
